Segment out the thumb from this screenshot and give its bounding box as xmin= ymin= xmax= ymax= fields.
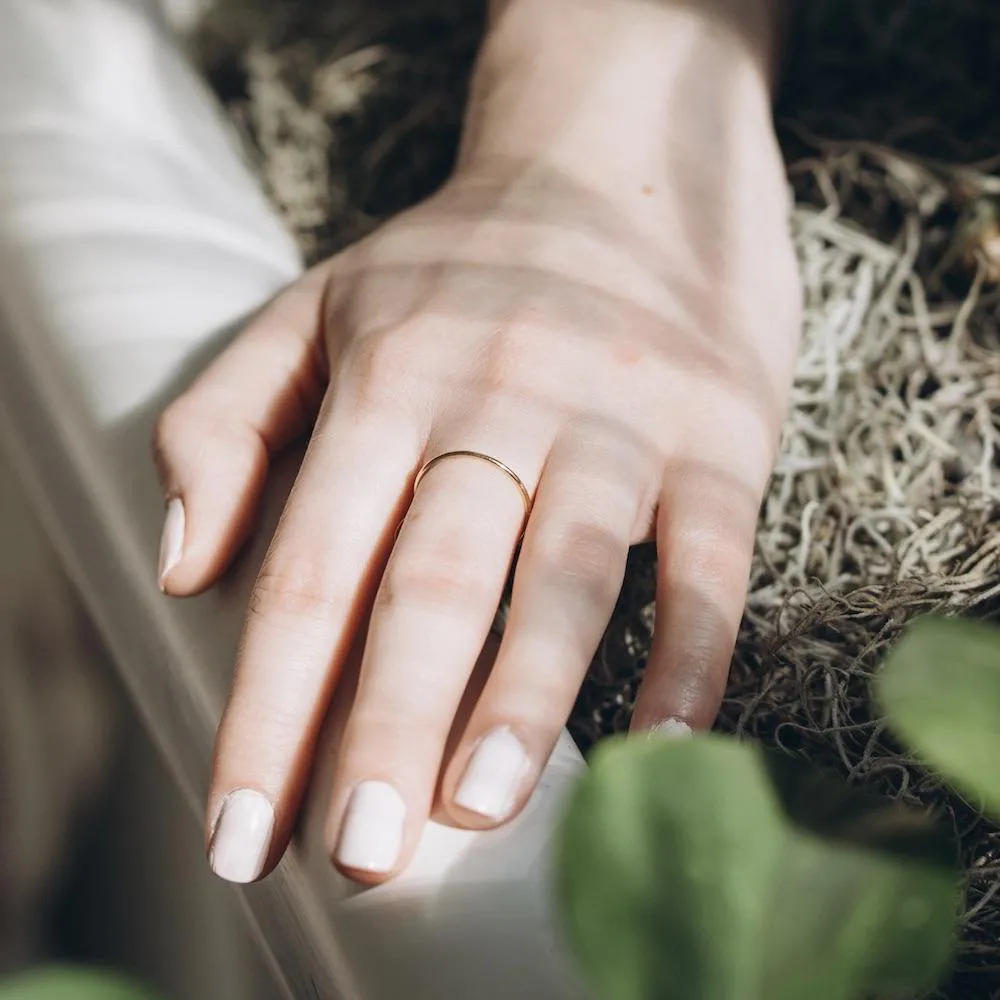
xmin=152 ymin=267 xmax=329 ymax=595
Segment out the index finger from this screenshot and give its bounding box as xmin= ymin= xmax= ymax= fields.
xmin=205 ymin=391 xmax=420 ymax=883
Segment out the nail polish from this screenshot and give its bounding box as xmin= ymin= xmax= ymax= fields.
xmin=158 ymin=497 xmax=185 ymax=588
xmin=208 ymin=789 xmax=275 ymax=884
xmin=454 ymin=727 xmax=530 ymax=821
xmin=649 ymin=718 xmax=693 ymax=739
xmin=335 ymin=781 xmax=406 ymax=873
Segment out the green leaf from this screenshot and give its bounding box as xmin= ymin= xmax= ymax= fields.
xmin=0 ymin=966 xmax=160 ymax=1000
xmin=877 ymin=615 xmax=1000 ymax=820
xmin=554 ymin=735 xmax=958 ymax=1000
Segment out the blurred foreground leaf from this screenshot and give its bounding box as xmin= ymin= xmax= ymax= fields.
xmin=555 ymin=735 xmax=958 ymax=1000
xmin=877 ymin=615 xmax=1000 ymax=820
xmin=0 ymin=966 xmax=159 ymax=1000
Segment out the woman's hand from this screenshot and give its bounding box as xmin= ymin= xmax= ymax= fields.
xmin=153 ymin=0 xmax=799 ymax=885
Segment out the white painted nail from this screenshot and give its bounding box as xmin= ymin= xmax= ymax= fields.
xmin=335 ymin=781 xmax=407 ymax=873
xmin=208 ymin=789 xmax=275 ymax=884
xmin=649 ymin=718 xmax=693 ymax=739
xmin=454 ymin=727 xmax=530 ymax=821
xmin=158 ymin=498 xmax=185 ymax=588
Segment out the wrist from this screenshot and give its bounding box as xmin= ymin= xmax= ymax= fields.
xmin=482 ymin=0 xmax=785 ymax=82
xmin=458 ymin=0 xmax=786 ymax=210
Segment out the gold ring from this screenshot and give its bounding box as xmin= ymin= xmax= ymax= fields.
xmin=413 ymin=450 xmax=532 ymax=522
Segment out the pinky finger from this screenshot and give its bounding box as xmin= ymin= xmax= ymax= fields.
xmin=630 ymin=465 xmax=761 ymax=735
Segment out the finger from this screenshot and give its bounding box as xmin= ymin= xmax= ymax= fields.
xmin=205 ymin=393 xmax=420 ymax=884
xmin=630 ymin=462 xmax=761 ymax=735
xmin=441 ymin=427 xmax=644 ymax=828
xmin=325 ymin=441 xmax=541 ymax=883
xmin=152 ymin=266 xmax=329 ymax=595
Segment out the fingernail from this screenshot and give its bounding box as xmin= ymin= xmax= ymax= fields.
xmin=158 ymin=497 xmax=185 ymax=589
xmin=208 ymin=789 xmax=275 ymax=884
xmin=335 ymin=781 xmax=406 ymax=873
xmin=649 ymin=718 xmax=693 ymax=739
xmin=454 ymin=726 xmax=530 ymax=821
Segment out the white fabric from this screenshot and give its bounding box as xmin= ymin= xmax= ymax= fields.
xmin=0 ymin=1 xmax=588 ymax=998
xmin=0 ymin=447 xmax=111 ymax=972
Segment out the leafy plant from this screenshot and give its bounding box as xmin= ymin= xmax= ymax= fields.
xmin=0 ymin=966 xmax=160 ymax=1000
xmin=876 ymin=616 xmax=1000 ymax=822
xmin=555 ymin=614 xmax=1000 ymax=1000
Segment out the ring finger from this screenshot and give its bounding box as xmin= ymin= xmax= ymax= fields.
xmin=325 ymin=432 xmax=546 ymax=882
xmin=442 ymin=424 xmax=649 ymax=828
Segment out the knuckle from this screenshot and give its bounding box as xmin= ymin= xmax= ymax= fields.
xmin=535 ymin=521 xmax=625 ymax=596
xmin=379 ymin=541 xmax=493 ymax=613
xmin=152 ymin=398 xmax=198 ymax=455
xmin=481 ymin=314 xmax=557 ymax=391
xmin=152 ymin=398 xmax=260 ymax=476
xmin=248 ymin=562 xmax=344 ymax=627
xmin=343 ymin=324 xmax=426 ymax=410
xmin=670 ymin=525 xmax=752 ymax=591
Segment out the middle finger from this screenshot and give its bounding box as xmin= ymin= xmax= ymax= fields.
xmin=325 ymin=438 xmax=543 ymax=881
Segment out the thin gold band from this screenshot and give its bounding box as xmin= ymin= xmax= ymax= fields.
xmin=413 ymin=450 xmax=532 ymax=521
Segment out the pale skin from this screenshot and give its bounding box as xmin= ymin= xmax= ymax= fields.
xmin=154 ymin=0 xmax=800 ymax=884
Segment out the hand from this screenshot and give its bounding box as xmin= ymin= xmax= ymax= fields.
xmin=153 ymin=0 xmax=800 ymax=885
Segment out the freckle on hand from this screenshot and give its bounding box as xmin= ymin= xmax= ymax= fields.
xmin=641 ymin=184 xmax=654 ymax=196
